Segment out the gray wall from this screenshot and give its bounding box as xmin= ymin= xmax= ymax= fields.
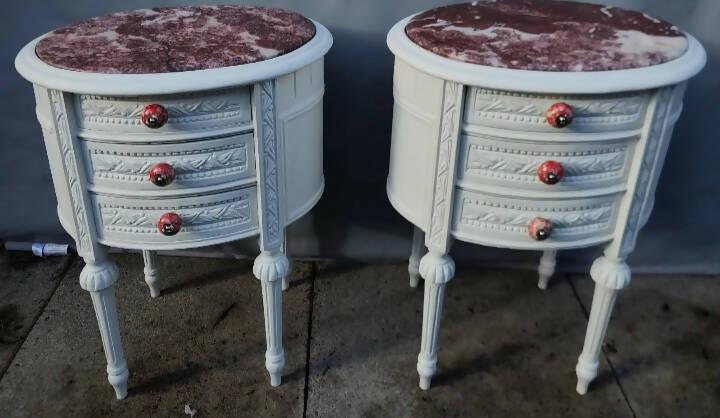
xmin=2 ymin=0 xmax=718 ymax=272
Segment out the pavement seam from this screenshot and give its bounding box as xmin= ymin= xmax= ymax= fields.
xmin=0 ymin=253 xmax=76 ymax=381
xmin=302 ymin=262 xmax=318 ymax=418
xmin=566 ymin=273 xmax=637 ymax=418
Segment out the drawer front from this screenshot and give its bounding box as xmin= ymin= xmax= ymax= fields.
xmin=457 ymin=133 xmax=636 ymax=193
xmin=82 ymin=134 xmax=255 ymax=194
xmin=465 ymin=88 xmax=651 ymax=133
xmin=91 ymin=187 xmax=258 ymax=249
xmin=451 ymin=189 xmax=619 ymax=250
xmin=75 ymin=87 xmax=252 ymax=138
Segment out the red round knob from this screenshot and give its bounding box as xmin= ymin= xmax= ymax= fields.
xmin=149 ymin=163 xmax=176 ymax=187
xmin=141 ymin=104 xmax=168 ymax=129
xmin=528 ymin=217 xmax=552 ymax=241
xmin=157 ymin=212 xmax=182 ymax=236
xmin=546 ymin=102 xmax=573 ymax=128
xmin=537 ymin=160 xmax=564 ymax=185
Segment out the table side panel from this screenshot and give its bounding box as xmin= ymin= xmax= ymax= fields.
xmin=387 ymin=58 xmax=447 ymax=230
xmin=275 ymin=58 xmax=326 ymax=224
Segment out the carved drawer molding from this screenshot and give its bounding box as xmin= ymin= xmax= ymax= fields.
xmin=465 ymin=87 xmax=651 ymax=133
xmin=82 ymin=133 xmax=255 ymax=193
xmin=75 ymin=87 xmax=252 ymax=137
xmin=457 ymin=133 xmax=636 ymax=193
xmin=91 ymin=187 xmax=259 ymax=249
xmin=451 ymin=188 xmax=619 ymax=250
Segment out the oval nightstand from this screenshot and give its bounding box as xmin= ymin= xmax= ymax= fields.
xmin=387 ymin=0 xmax=705 ymax=394
xmin=16 ymin=6 xmax=332 ymax=399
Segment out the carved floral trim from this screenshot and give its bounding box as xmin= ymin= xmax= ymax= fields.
xmin=427 ymin=81 xmax=461 ymax=247
xmin=258 ymin=80 xmax=282 ymax=247
xmin=619 ymin=87 xmax=673 ymax=254
xmin=49 ymin=90 xmax=93 ymax=252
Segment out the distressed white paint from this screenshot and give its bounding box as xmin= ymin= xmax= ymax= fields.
xmin=388 ymin=27 xmax=704 ymax=392
xmin=18 ymin=23 xmax=331 ymax=397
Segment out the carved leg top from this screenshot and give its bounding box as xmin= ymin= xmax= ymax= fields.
xmin=253 ymin=250 xmax=290 ymax=283
xmin=80 ymin=260 xmax=119 ymax=292
xmin=419 ymin=251 xmax=455 ymax=284
xmin=590 ymin=256 xmax=631 ymax=290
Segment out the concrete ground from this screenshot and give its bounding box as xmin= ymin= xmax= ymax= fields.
xmin=0 ymin=250 xmax=717 ymax=417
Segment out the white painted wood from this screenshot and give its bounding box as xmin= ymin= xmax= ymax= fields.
xmin=81 ymin=133 xmax=256 ymax=195
xmin=281 ymin=230 xmax=291 ymax=291
xmin=387 ymin=16 xmax=706 ymax=94
xmin=576 ymin=255 xmax=631 ymax=394
xmin=464 ymin=87 xmax=650 ymax=133
xmin=15 ymin=21 xmax=333 ymax=96
xmin=78 ymin=249 xmax=128 ymax=400
xmin=537 ymin=250 xmax=557 ymax=290
xmin=91 ymin=187 xmax=259 ymax=250
xmin=452 ymin=189 xmax=619 ymax=250
xmin=387 ymin=26 xmax=703 ymax=392
xmin=408 ymin=226 xmax=426 ymax=288
xmin=253 ymin=251 xmax=287 ymax=387
xmin=74 ymin=87 xmax=252 ymax=137
xmin=142 ymin=250 xmax=160 ymax=298
xmin=252 ymin=79 xmax=289 ymax=386
xmin=417 ymin=250 xmax=455 ymax=390
xmin=20 ymin=22 xmax=331 ymax=397
xmin=457 ymin=132 xmax=636 ymax=194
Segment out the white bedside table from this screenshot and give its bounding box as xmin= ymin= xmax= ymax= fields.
xmin=15 ymin=6 xmax=332 ymax=399
xmin=386 ymin=1 xmax=705 ymax=394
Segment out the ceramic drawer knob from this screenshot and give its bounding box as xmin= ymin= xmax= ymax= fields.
xmin=148 ymin=163 xmax=176 ymax=187
xmin=157 ymin=212 xmax=182 ymax=236
xmin=546 ymin=102 xmax=573 ymax=128
xmin=528 ymin=217 xmax=553 ymax=241
xmin=141 ymin=104 xmax=169 ymax=129
xmin=537 ymin=160 xmax=564 ymax=185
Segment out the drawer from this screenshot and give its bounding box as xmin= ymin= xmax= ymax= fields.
xmin=464 ymin=87 xmax=651 ymax=133
xmin=451 ymin=189 xmax=620 ymax=250
xmin=91 ymin=187 xmax=258 ymax=250
xmin=81 ymin=133 xmax=255 ymax=195
xmin=457 ymin=133 xmax=636 ymax=194
xmin=74 ymin=87 xmax=252 ymax=139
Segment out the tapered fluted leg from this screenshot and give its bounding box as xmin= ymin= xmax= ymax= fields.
xmin=537 ymin=250 xmax=557 ymax=290
xmin=417 ymin=251 xmax=455 ymax=390
xmin=142 ymin=250 xmax=160 ymax=298
xmin=408 ymin=226 xmax=426 ymax=288
xmin=80 ymin=257 xmax=129 ymax=400
xmin=576 ymin=256 xmax=630 ymax=395
xmin=253 ymin=250 xmax=289 ymax=386
xmin=281 ymin=231 xmax=291 ymax=291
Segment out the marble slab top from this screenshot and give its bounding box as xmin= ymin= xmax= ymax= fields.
xmin=405 ymin=0 xmax=687 ymax=72
xmin=35 ymin=6 xmax=316 ymax=74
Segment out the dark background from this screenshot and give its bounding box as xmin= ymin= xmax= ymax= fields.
xmin=2 ymin=0 xmax=718 ymax=273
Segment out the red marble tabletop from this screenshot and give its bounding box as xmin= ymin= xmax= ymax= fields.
xmin=35 ymin=6 xmax=316 ymax=74
xmin=405 ymin=0 xmax=688 ymax=72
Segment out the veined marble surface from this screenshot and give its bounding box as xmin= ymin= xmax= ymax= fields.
xmin=405 ymin=0 xmax=687 ymax=72
xmin=35 ymin=6 xmax=316 ymax=74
